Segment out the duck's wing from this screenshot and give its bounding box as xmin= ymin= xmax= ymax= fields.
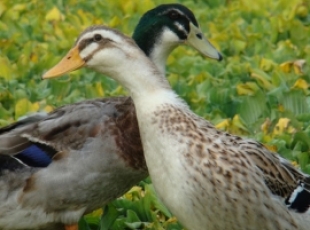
xmin=237 ymin=138 xmax=310 ymax=213
xmin=0 ymin=112 xmax=54 ymax=168
xmin=0 ymin=96 xmax=145 ymax=170
xmin=0 ymin=96 xmax=146 ymax=229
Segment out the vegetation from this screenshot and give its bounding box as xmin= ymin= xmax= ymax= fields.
xmin=0 ymin=0 xmax=309 ymax=229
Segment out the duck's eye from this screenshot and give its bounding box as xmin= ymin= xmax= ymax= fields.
xmin=168 ymin=11 xmax=180 ymax=20
xmin=93 ymin=34 xmax=102 ymax=42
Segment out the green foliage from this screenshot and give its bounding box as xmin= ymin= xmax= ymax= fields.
xmin=0 ymin=0 xmax=310 ymax=229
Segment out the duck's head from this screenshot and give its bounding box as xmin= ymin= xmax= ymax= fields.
xmin=42 ymin=26 xmax=153 ymax=80
xmin=132 ymin=4 xmax=222 ymax=73
xmin=43 ymin=4 xmax=222 ymax=79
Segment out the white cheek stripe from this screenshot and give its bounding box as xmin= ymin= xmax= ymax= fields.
xmin=174 ymin=21 xmax=188 ymax=36
xmin=78 ymin=29 xmax=124 ymax=59
xmin=80 ymin=43 xmax=99 ymax=59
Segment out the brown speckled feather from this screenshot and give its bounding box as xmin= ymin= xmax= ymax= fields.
xmin=152 ymin=105 xmax=308 ymax=200
xmin=238 ymin=140 xmax=306 ymax=198
xmin=0 ymin=97 xmax=145 ymax=170
xmin=142 ymin=103 xmax=310 ymax=230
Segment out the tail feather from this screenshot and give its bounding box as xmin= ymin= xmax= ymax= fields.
xmin=0 ymin=155 xmax=28 ymax=175
xmin=0 ymin=113 xmax=55 ymax=168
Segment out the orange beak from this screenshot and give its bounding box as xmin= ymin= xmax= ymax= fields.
xmin=42 ymin=46 xmax=85 ymax=79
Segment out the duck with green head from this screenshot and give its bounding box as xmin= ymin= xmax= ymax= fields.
xmin=0 ymin=4 xmax=221 ymax=230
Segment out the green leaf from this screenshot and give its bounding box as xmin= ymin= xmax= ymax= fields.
xmin=100 ymin=204 xmax=119 ymax=230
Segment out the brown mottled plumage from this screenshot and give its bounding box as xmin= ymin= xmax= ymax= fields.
xmin=150 ymin=104 xmax=309 ymax=229
xmin=43 ymin=25 xmax=309 ymax=230
xmin=0 ymin=97 xmax=147 ymax=230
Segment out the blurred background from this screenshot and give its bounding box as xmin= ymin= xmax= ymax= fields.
xmin=0 ymin=0 xmax=309 ymax=229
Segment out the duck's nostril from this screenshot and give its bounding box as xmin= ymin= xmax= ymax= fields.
xmin=196 ymin=33 xmax=202 ymax=39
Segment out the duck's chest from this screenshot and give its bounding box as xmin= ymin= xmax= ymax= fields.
xmin=134 ymin=103 xmax=300 ymax=230
xmin=135 ymin=104 xmax=219 ymax=224
xmin=136 ymin=104 xmax=198 ymax=179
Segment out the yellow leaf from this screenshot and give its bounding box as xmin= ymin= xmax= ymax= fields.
xmin=127 ymin=185 xmax=142 ymax=194
xmin=93 ymin=18 xmax=103 ymax=24
xmin=77 ymin=9 xmax=91 ymax=25
xmin=0 ymin=56 xmax=14 ymax=80
xmin=122 ymin=0 xmax=135 ymax=14
xmin=166 ymin=216 xmax=178 ymax=223
xmin=167 ymin=55 xmax=175 ymax=65
xmin=295 ymin=5 xmax=308 ymax=18
xmin=44 ymin=105 xmax=54 ymax=113
xmin=95 ymin=82 xmax=104 ymax=97
xmin=0 ymin=119 xmax=11 ymax=127
xmin=280 ymin=61 xmax=292 ymax=73
xmin=278 ymin=104 xmax=285 ymax=112
xmin=45 ymin=6 xmax=64 ymax=22
xmin=280 ymin=59 xmax=306 ymax=74
xmin=167 ymin=73 xmax=179 ymax=86
xmin=123 ymin=185 xmax=143 ymax=200
xmin=52 ymin=26 xmax=65 ymax=42
xmin=236 ymin=82 xmax=258 ymax=95
xmin=263 ymin=144 xmax=277 ymax=152
xmin=15 ymin=98 xmax=39 ymax=119
xmin=287 ymin=126 xmax=296 ymax=134
xmin=260 ymin=58 xmax=275 ymax=72
xmin=291 ymin=161 xmax=299 ymax=167
xmin=109 ymin=16 xmax=120 ymax=27
xmin=87 ymin=208 xmax=103 ymax=217
xmin=12 ymin=4 xmax=27 ymax=12
xmin=251 ymin=73 xmax=271 ymax=89
xmin=261 ymin=134 xmax=272 ymax=143
xmin=137 ymin=0 xmax=155 ymax=13
xmin=114 ymin=85 xmax=127 ymax=95
xmin=232 ymin=39 xmax=247 ymax=53
xmin=30 ymin=53 xmax=38 ymax=63
xmin=275 ymin=118 xmax=290 ymax=132
xmin=250 ymin=70 xmax=273 ymax=90
xmin=231 ymin=115 xmax=248 ymax=133
xmin=215 ymin=119 xmax=230 ymax=130
xmin=293 ymin=78 xmax=309 ymax=90
xmin=293 ymin=59 xmax=306 ymax=74
xmin=273 ymin=118 xmax=295 ymax=136
xmin=0 ymin=91 xmax=12 ymax=101
xmin=0 ymin=1 xmax=6 ymax=17
xmin=261 ymin=118 xmax=271 ymax=134
xmin=32 ymin=102 xmax=39 ymax=111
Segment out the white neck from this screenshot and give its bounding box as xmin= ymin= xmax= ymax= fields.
xmin=149 ymin=28 xmax=180 ymax=76
xmin=95 ymin=52 xmax=175 ymax=101
xmin=149 ymin=43 xmax=177 ymax=76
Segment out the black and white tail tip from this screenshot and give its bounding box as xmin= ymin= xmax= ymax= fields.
xmin=285 ymin=180 xmax=310 ymax=214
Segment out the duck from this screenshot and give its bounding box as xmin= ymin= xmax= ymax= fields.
xmin=0 ymin=4 xmax=221 ymax=230
xmin=43 ymin=25 xmax=310 ymax=230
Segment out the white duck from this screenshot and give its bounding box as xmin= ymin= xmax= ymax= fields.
xmin=44 ymin=25 xmax=310 ymax=230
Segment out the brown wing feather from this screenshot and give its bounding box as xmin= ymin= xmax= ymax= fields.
xmin=0 ymin=96 xmax=145 ymax=170
xmin=113 ymin=97 xmax=145 ymax=170
xmin=0 ymin=114 xmax=47 ymax=155
xmin=238 ymin=139 xmax=307 ymax=198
